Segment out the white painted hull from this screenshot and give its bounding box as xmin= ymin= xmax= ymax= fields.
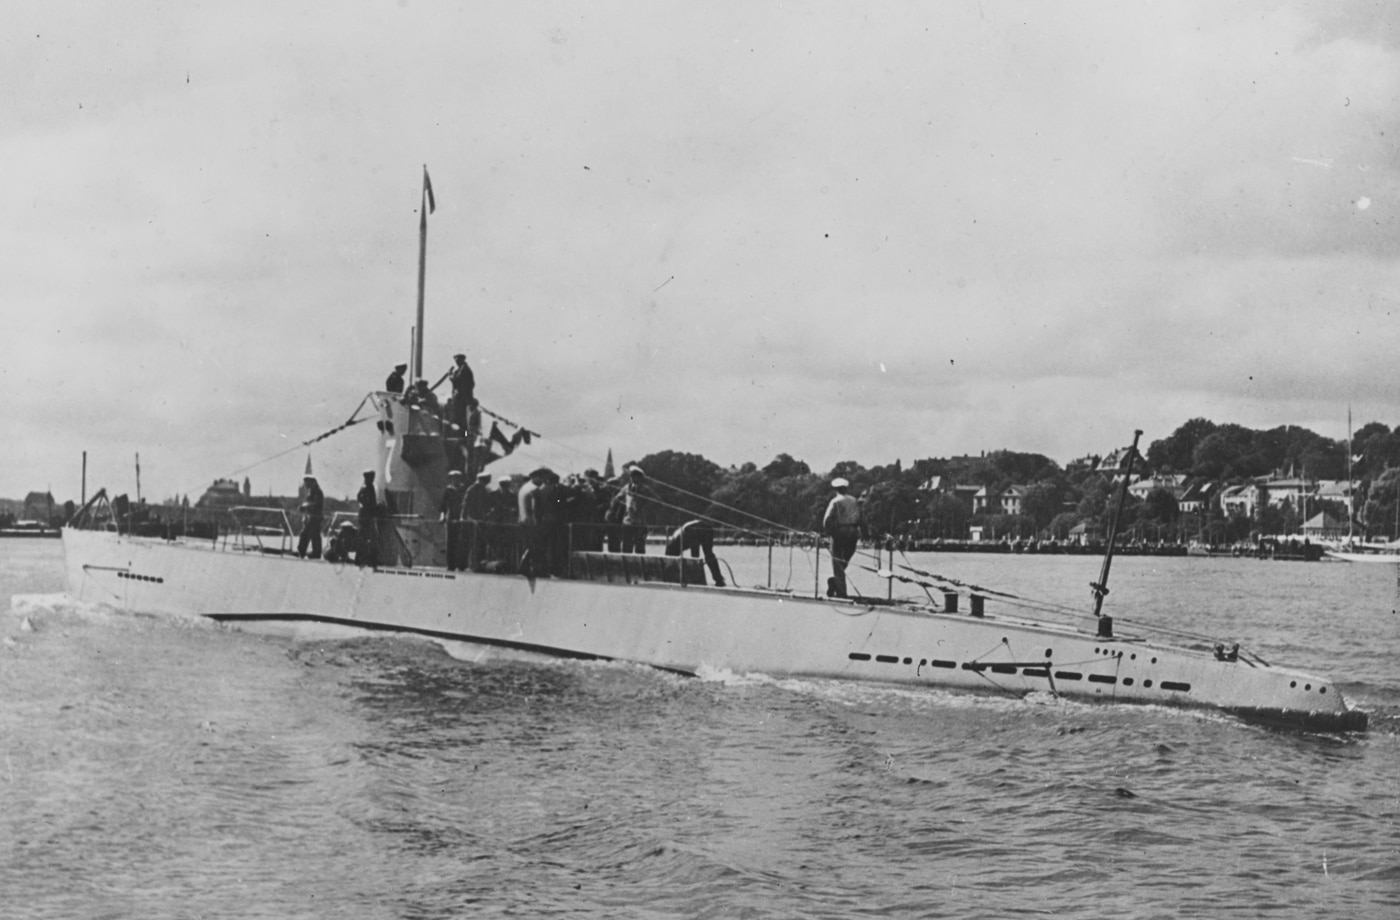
xmin=62 ymin=527 xmax=1367 ymax=731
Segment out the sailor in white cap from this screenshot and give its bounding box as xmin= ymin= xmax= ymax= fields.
xmin=822 ymin=477 xmax=863 ymax=598
xmin=463 ymin=471 xmax=493 ymax=519
xmin=460 ymin=470 xmax=494 ymax=571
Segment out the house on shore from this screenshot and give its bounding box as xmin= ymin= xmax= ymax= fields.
xmin=972 ymin=484 xmax=1029 ymax=516
xmin=1301 ymin=511 xmax=1349 ymax=541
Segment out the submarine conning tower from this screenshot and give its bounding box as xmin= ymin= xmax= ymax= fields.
xmin=367 ymin=390 xmax=479 ymax=567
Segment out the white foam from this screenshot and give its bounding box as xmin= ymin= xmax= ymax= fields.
xmin=691 ymin=661 xmax=1150 ymax=721
xmin=6 ymin=593 xmax=222 ymax=633
xmin=9 ymin=593 xmax=117 ymax=623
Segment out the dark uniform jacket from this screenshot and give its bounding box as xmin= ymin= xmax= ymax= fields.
xmin=300 ymin=485 xmax=324 ymax=521
xmin=357 ymin=483 xmax=380 ymax=521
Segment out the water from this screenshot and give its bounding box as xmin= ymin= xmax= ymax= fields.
xmin=3 ymin=538 xmax=1399 ymax=918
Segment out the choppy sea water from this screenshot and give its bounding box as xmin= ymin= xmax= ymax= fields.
xmin=3 ymin=538 xmax=1399 ymax=919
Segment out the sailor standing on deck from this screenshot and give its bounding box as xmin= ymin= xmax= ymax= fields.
xmin=297 ymin=475 xmax=324 ymax=559
xmin=440 ymin=470 xmax=467 ymax=571
xmin=356 ymin=470 xmax=381 ymax=567
xmin=462 ymin=471 xmax=493 ymax=570
xmin=447 ymin=353 xmax=475 ymax=432
xmin=517 ymin=468 xmax=550 ymax=575
xmin=822 ymin=477 xmax=862 ymax=598
xmin=610 ymin=466 xmax=656 ymax=554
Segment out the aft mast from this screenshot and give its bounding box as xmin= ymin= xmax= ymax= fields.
xmin=1090 ymin=430 xmax=1143 ymax=638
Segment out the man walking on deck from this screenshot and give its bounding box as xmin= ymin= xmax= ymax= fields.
xmin=823 ymin=477 xmax=862 ymax=598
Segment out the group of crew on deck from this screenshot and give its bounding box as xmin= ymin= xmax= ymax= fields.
xmin=434 ymin=463 xmax=719 ymax=580
xmin=299 ymin=458 xmax=724 ymax=584
xmin=298 ymin=466 xmax=858 ymax=596
xmin=299 ymin=466 xmax=859 ymax=597
xmin=294 ymin=352 xmax=862 ymax=593
xmin=303 ymin=468 xmax=383 ymax=566
xmin=385 ymin=353 xmax=479 ymax=437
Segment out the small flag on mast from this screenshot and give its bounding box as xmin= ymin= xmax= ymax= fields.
xmin=422 ymin=166 xmax=436 ymax=215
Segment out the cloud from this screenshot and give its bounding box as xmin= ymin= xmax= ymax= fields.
xmin=3 ymin=2 xmax=1399 ymax=501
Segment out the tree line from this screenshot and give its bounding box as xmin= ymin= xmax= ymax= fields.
xmin=625 ymin=417 xmax=1400 ymax=545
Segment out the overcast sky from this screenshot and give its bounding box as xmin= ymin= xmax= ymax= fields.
xmin=3 ymin=1 xmax=1397 ymax=502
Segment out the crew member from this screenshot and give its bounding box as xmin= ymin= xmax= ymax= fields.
xmin=440 ymin=470 xmax=467 ymax=570
xmin=536 ymin=469 xmax=564 ymax=575
xmin=406 ymin=378 xmax=440 ymax=413
xmin=600 ymin=474 xmax=623 ymax=552
xmin=462 ymin=471 xmax=493 ymax=570
xmin=822 ymin=477 xmax=862 ymax=598
xmin=577 ymin=469 xmax=605 ymax=551
xmin=357 ymin=469 xmax=381 ymax=567
xmin=517 ymin=468 xmax=550 ymax=574
xmin=494 ymin=477 xmax=518 ymax=571
xmin=325 ymin=522 xmax=356 ymax=563
xmin=385 ymin=363 xmax=408 ymax=394
xmin=609 ymin=466 xmax=656 ymax=553
xmin=447 ymin=353 xmax=475 ymax=432
xmin=297 ymin=474 xmax=325 ymax=559
xmin=664 ymin=519 xmax=726 ymax=586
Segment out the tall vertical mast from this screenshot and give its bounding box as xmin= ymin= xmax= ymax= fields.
xmin=414 ymin=165 xmax=435 ymax=381
xmin=1347 ymin=407 xmax=1354 ymax=544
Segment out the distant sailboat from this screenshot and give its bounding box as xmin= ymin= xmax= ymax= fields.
xmin=1327 ymin=408 xmax=1399 ymax=563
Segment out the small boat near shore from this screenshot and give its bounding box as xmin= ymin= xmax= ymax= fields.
xmin=1 ymin=521 xmax=61 ymax=539
xmin=1325 ymin=542 xmax=1400 ymax=564
xmin=58 ymin=178 xmax=1369 ymax=733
